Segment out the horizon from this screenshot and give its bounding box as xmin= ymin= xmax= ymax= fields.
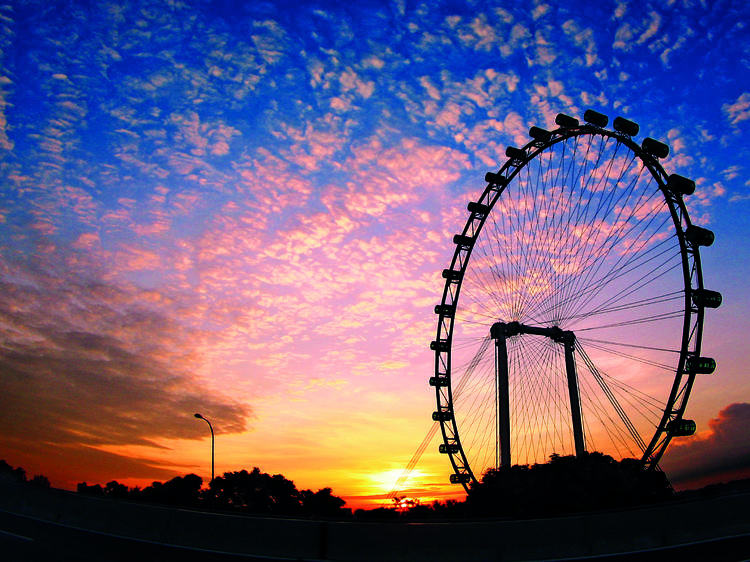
xmin=1 ymin=0 xmax=750 ymax=511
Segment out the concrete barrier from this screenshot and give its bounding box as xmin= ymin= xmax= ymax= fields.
xmin=1 ymin=479 xmax=749 ymax=561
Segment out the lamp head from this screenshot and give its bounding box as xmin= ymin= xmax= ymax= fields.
xmin=194 ymin=413 xmax=203 ymax=419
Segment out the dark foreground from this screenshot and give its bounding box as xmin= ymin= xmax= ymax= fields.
xmin=1 ymin=480 xmax=749 ymax=561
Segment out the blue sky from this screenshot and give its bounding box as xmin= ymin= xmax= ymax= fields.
xmin=1 ymin=0 xmax=749 ymax=507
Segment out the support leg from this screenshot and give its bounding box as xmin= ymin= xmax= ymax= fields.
xmin=491 ymin=323 xmax=511 ymax=468
xmin=563 ymin=334 xmax=586 ymax=457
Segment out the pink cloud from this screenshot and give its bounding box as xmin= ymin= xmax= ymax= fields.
xmin=724 ymin=92 xmax=750 ymax=126
xmin=321 ymin=136 xmax=470 ymax=219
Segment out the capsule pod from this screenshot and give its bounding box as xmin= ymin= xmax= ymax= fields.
xmin=434 ymin=304 xmax=454 ymax=317
xmin=505 ymin=146 xmax=527 ymax=160
xmin=613 ymin=116 xmax=639 ymax=136
xmin=529 ymin=126 xmax=551 ymax=140
xmin=450 ymin=473 xmax=471 ymax=484
xmin=642 ymin=137 xmax=669 ymax=159
xmin=485 ymin=171 xmax=507 ymax=186
xmin=685 ymin=356 xmax=716 ymax=374
xmin=432 ymin=410 xmax=453 ymax=422
xmin=692 ymin=288 xmax=722 ymax=308
xmin=430 ymin=340 xmax=449 ymax=352
xmin=442 ymin=268 xmax=463 ymax=281
xmin=667 ymin=418 xmax=696 ymax=437
xmin=583 ymin=109 xmax=608 ymax=128
xmin=685 ymin=225 xmax=715 ymax=247
xmin=429 ymin=376 xmax=450 ymax=387
xmin=439 ymin=443 xmax=460 ymax=454
xmin=453 ymin=234 xmax=474 ymax=247
xmin=555 ymin=113 xmax=579 ymax=128
xmin=467 ymin=201 xmax=490 ymax=215
xmin=667 ymin=174 xmax=696 ymax=196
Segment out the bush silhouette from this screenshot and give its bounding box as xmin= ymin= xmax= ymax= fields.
xmin=466 ymin=452 xmax=672 ymax=517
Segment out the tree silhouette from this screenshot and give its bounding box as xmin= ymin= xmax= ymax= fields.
xmin=77 ymin=482 xmax=104 ymax=495
xmin=1 ymin=459 xmax=50 ymax=487
xmin=30 ymin=474 xmax=51 ymax=487
xmin=104 ymin=480 xmax=131 ymax=500
xmin=300 ymin=487 xmax=347 ymax=517
xmin=466 ymin=452 xmax=672 ymax=517
xmin=137 ymin=474 xmax=204 ymax=507
xmin=207 ymin=468 xmax=347 ymax=516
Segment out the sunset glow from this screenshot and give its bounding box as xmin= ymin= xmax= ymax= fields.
xmin=1 ymin=0 xmax=750 ymax=511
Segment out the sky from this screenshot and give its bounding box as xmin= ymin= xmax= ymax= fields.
xmin=1 ymin=0 xmax=749 ymax=510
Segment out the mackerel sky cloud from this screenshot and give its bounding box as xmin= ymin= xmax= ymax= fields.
xmin=1 ymin=0 xmax=749 ymax=507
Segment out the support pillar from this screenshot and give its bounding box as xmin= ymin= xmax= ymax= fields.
xmin=562 ymin=332 xmax=586 ymax=457
xmin=491 ymin=322 xmax=511 ymax=468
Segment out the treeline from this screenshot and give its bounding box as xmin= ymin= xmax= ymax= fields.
xmin=10 ymin=453 xmax=741 ymax=520
xmin=78 ymin=467 xmax=350 ymax=518
xmin=0 ymin=459 xmax=51 ymax=488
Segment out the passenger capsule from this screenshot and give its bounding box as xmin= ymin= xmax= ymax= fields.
xmin=505 ymin=146 xmax=527 ymax=160
xmin=429 ymin=376 xmax=450 ymax=387
xmin=430 ymin=340 xmax=449 ymax=352
xmin=450 ymin=473 xmax=471 ymax=484
xmin=613 ymin=116 xmax=640 ymax=136
xmin=432 ymin=410 xmax=453 ymax=422
xmin=442 ymin=268 xmax=463 ymax=281
xmin=434 ymin=304 xmax=455 ymax=317
xmin=692 ymin=288 xmax=722 ymax=308
xmin=583 ymin=109 xmax=608 ymax=128
xmin=667 ymin=174 xmax=696 ymax=196
xmin=667 ymin=418 xmax=696 ymax=437
xmin=485 ymin=171 xmax=507 ymax=186
xmin=642 ymin=137 xmax=670 ymax=159
xmin=529 ymin=126 xmax=551 ymax=141
xmin=439 ymin=443 xmax=460 ymax=454
xmin=467 ymin=201 xmax=490 ymax=215
xmin=685 ymin=356 xmax=716 ymax=374
xmin=685 ymin=225 xmax=715 ymax=247
xmin=453 ymin=234 xmax=474 ymax=247
xmin=555 ymin=113 xmax=579 ymax=128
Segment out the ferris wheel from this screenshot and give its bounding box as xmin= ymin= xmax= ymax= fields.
xmin=430 ymin=110 xmax=721 ymax=490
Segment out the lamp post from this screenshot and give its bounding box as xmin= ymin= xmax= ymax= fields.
xmin=193 ymin=413 xmax=214 ymax=485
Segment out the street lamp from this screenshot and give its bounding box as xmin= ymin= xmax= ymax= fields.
xmin=193 ymin=413 xmax=214 ymax=485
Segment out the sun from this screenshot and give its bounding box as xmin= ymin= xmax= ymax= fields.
xmin=366 ymin=468 xmax=428 ymax=495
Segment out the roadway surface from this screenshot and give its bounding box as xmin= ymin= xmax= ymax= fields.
xmin=0 ymin=509 xmax=296 ymax=562
xmin=3 ymin=507 xmax=750 ymax=561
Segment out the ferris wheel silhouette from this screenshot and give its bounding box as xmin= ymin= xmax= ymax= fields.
xmin=428 ymin=110 xmax=720 ymax=490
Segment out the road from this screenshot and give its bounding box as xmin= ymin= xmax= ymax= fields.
xmin=3 ymin=507 xmax=750 ymax=561
xmin=0 ymin=508 xmax=304 ymax=562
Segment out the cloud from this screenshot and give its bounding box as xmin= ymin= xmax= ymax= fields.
xmin=251 ymin=19 xmax=288 ymax=64
xmin=723 ymin=93 xmax=750 ymax=127
xmin=637 ymin=11 xmax=662 ymax=45
xmin=0 ymin=257 xmax=251 ymax=459
xmin=661 ymin=403 xmax=750 ymax=486
xmin=4 ymin=440 xmax=186 ymax=489
xmin=612 ymin=22 xmax=634 ymax=51
xmin=561 ymin=19 xmax=598 ymax=67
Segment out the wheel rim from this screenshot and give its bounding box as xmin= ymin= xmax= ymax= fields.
xmin=432 ymin=113 xmax=708 ymax=490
